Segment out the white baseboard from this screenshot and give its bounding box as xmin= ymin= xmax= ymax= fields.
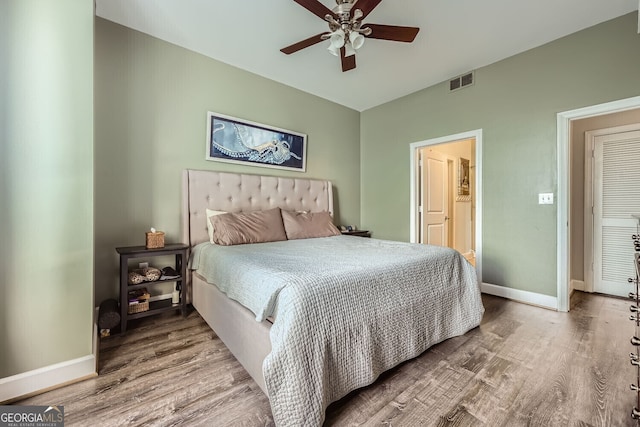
xmin=481 ymin=282 xmax=558 ymax=310
xmin=0 ymin=353 xmax=96 ymax=403
xmin=0 ymin=316 xmax=99 ymax=404
xmin=3 ymin=290 xmax=179 ymax=403
xmin=571 ymin=280 xmax=585 ymax=292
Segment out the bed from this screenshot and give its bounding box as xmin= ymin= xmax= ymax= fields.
xmin=181 ymin=169 xmax=484 ymax=426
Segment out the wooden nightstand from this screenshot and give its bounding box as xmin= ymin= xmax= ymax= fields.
xmin=341 ymin=230 xmax=371 ymax=238
xmin=115 ymin=243 xmax=188 ymax=333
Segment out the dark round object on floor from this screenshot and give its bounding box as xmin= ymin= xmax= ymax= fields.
xmin=98 ymin=298 xmax=120 ymax=330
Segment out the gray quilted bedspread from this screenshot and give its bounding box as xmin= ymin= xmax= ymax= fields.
xmin=190 ymin=236 xmax=484 ymax=426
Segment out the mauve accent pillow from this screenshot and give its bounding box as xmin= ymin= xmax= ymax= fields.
xmin=281 ymin=210 xmax=341 ymax=240
xmin=211 ymin=208 xmax=287 ymax=246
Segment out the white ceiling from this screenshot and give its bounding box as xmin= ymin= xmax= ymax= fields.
xmin=95 ymin=0 xmax=638 ymax=112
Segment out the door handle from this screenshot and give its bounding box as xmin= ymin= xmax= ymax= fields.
xmin=444 ymin=216 xmax=449 ymax=221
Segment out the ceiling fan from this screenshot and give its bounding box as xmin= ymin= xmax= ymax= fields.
xmin=281 ymin=0 xmax=420 ymax=72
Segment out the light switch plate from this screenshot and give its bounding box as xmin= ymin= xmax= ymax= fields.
xmin=538 ymin=193 xmax=554 ymax=205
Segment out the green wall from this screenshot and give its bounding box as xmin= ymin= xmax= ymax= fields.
xmin=94 ymin=18 xmax=361 ymax=304
xmin=361 ymin=13 xmax=640 ymax=297
xmin=0 ymin=1 xmax=94 ymax=378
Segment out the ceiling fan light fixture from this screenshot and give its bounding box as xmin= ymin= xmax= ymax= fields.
xmin=349 ymin=31 xmax=365 ymax=50
xmin=327 ymin=44 xmax=341 ymax=56
xmin=344 ymin=43 xmax=356 ymax=57
xmin=329 ymin=29 xmax=346 ymax=48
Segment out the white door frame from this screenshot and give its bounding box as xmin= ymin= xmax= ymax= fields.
xmin=557 ymin=95 xmax=640 ymax=312
xmin=410 ymin=129 xmax=483 ymax=284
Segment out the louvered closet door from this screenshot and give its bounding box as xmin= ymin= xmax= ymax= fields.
xmin=594 ymin=130 xmax=640 ymax=297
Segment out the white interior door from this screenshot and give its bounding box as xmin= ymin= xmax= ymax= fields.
xmin=419 ymin=149 xmax=449 ymax=246
xmin=593 ymin=129 xmax=640 ymax=296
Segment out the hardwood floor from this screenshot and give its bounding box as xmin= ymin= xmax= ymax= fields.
xmin=15 ymin=293 xmax=640 ymax=426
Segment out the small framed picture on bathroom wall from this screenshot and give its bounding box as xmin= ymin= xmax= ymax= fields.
xmin=458 ymin=157 xmax=470 ymax=196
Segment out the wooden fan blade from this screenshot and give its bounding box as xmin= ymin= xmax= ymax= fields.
xmin=294 ymin=0 xmax=336 ymax=20
xmin=340 ymin=47 xmax=356 ymax=72
xmin=281 ymin=33 xmax=327 ymax=55
xmin=355 ymin=0 xmax=382 ymax=19
xmin=363 ymin=24 xmax=420 ymax=42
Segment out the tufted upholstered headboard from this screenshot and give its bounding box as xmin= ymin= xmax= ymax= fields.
xmin=182 ymin=169 xmax=334 ymax=247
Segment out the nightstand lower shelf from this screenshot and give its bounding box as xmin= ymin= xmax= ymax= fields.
xmin=127 ymin=299 xmax=183 ymax=320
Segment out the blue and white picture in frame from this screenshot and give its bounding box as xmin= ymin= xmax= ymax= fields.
xmin=206 ymin=112 xmax=307 ymax=172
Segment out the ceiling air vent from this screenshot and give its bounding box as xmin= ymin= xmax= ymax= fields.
xmin=449 ymin=71 xmax=474 ymax=92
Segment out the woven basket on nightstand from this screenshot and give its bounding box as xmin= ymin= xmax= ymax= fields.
xmin=128 ymin=300 xmax=149 ymax=314
xmin=127 ymin=289 xmax=150 ymax=314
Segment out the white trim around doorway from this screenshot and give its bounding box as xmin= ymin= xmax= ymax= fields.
xmin=409 ymin=129 xmax=483 ymax=284
xmin=557 ymin=95 xmax=640 ymax=312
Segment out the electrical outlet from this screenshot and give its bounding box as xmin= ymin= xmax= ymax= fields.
xmin=538 ymin=193 xmax=554 ymax=205
xmin=139 ymin=262 xmax=149 ymax=269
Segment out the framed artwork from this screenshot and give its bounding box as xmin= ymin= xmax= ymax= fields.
xmin=206 ymin=112 xmax=307 ymax=172
xmin=458 ymin=157 xmax=470 ymax=196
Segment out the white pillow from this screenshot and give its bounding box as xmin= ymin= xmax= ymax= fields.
xmin=206 ymin=209 xmax=227 ymax=244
